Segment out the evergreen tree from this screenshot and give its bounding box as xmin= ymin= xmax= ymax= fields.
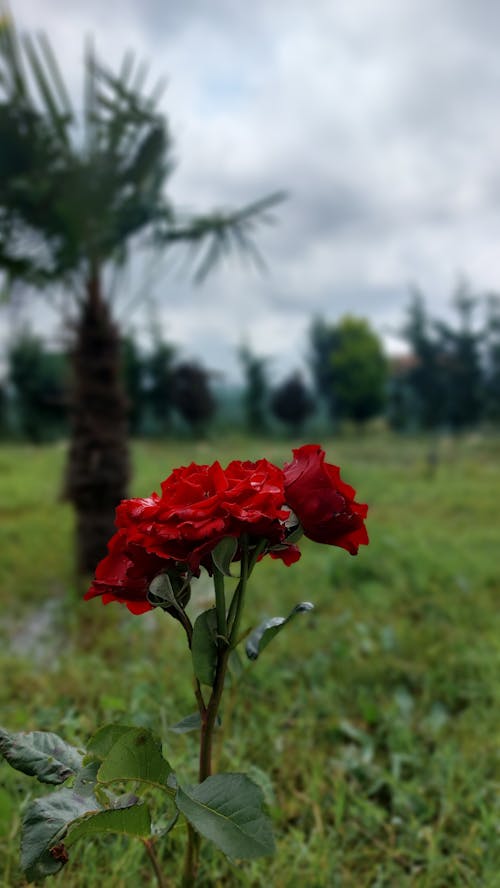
xmin=386 ymin=356 xmax=419 ymax=432
xmin=121 ymin=335 xmax=144 ymax=435
xmin=401 ymin=291 xmax=446 ymax=429
xmin=145 ymin=335 xmax=177 ymax=435
xmin=483 ymin=294 xmax=500 ymax=423
xmin=0 ymin=380 xmax=7 ymax=438
xmin=436 ymin=286 xmax=483 ymax=430
xmin=238 ymin=344 xmax=269 ymax=434
xmin=309 ymin=316 xmax=335 ymax=407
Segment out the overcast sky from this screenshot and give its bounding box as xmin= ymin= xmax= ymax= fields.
xmin=5 ymin=0 xmax=500 ymax=382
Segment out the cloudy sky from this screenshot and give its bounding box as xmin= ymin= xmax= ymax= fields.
xmin=6 ymin=0 xmax=500 ymax=382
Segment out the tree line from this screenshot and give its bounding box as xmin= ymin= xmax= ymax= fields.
xmin=3 ymin=284 xmax=500 ymax=442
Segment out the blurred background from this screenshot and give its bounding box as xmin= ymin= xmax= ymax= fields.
xmin=4 ymin=0 xmax=500 ymax=381
xmin=1 ymin=2 xmax=499 ymax=886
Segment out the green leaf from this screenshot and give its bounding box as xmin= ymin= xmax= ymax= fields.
xmin=0 ymin=727 xmax=83 ymax=784
xmin=65 ymin=802 xmax=151 ymax=846
xmin=175 ymin=773 xmax=275 ymax=860
xmin=169 ymin=712 xmax=221 ymax=734
xmin=169 ymin=712 xmax=202 ymax=734
xmin=212 ymin=537 xmax=238 ymax=576
xmin=86 ymin=724 xmax=138 ymax=760
xmin=147 ymin=573 xmax=191 ymax=616
xmin=284 ymin=524 xmax=304 ymax=545
xmin=147 ymin=573 xmax=178 ymax=608
xmin=245 ymin=602 xmax=314 ymax=660
xmin=192 ymin=608 xmax=218 ymax=687
xmin=97 ymin=727 xmax=173 ymax=790
xmin=72 ymin=760 xmax=100 ymax=798
xmin=228 ymin=649 xmax=245 ymax=679
xmin=21 ymin=788 xmax=100 ymax=881
xmin=155 ymin=810 xmax=179 ymax=837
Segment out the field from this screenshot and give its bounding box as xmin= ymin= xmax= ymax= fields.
xmin=0 ymin=433 xmax=499 ymax=887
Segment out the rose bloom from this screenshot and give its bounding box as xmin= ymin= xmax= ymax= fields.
xmin=283 ymin=444 xmax=368 ymax=554
xmin=85 ymin=457 xmax=298 ymax=614
xmin=116 ymin=458 xmax=293 ymax=569
xmin=84 ymin=532 xmax=169 ymax=614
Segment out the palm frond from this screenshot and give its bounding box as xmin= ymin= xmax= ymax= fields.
xmin=0 ymin=15 xmax=284 ymax=296
xmin=0 ymin=12 xmax=30 ymax=101
xmin=158 ymin=191 xmax=286 ymax=281
xmin=22 ymin=33 xmax=71 ymax=149
xmin=36 ymin=32 xmax=73 ymax=117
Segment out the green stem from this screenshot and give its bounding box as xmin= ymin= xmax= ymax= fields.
xmin=176 ymin=609 xmax=207 ymax=718
xmin=213 ymin=566 xmax=227 ymax=640
xmin=193 ymin=676 xmax=206 ymax=718
xmin=228 ymin=541 xmax=249 ymax=648
xmin=182 ymin=641 xmax=231 ymax=885
xmin=199 ymin=645 xmax=231 ymax=782
xmin=182 ymin=539 xmax=263 ymax=883
xmin=182 ymin=569 xmax=233 ymax=883
xmin=176 ymin=607 xmax=194 ymax=648
xmin=248 ymin=538 xmax=267 ymax=573
xmin=226 ymin=538 xmax=266 ymax=639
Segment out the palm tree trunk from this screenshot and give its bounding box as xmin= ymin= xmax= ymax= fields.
xmin=66 ymin=268 xmax=130 ymax=575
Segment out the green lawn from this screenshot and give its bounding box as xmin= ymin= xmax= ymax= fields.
xmin=1 ymin=433 xmax=499 ymax=887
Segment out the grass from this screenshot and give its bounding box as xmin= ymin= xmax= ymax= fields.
xmin=0 ymin=431 xmax=499 ymax=886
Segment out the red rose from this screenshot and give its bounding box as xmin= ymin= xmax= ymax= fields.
xmin=283 ymin=444 xmax=368 ymax=554
xmin=116 ymin=463 xmax=229 ymax=571
xmin=83 ymin=531 xmax=169 ymax=614
xmin=131 ymin=458 xmax=291 ymax=572
xmin=86 ymin=457 xmax=299 ymax=612
xmin=222 ymin=459 xmax=290 ymax=542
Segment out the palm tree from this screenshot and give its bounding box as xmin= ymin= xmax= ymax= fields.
xmin=0 ymin=19 xmax=282 ymax=572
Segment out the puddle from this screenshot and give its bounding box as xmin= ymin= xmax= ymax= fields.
xmin=6 ymin=597 xmax=63 ymax=663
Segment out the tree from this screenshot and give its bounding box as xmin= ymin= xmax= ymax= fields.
xmin=121 ymin=334 xmax=145 ymax=435
xmin=309 ymin=316 xmax=335 ymax=407
xmin=171 ymin=361 xmax=216 ymax=436
xmin=386 ymin=355 xmax=419 ymax=432
xmin=401 ymin=291 xmax=446 ymax=430
xmin=0 ymin=19 xmax=282 ymax=572
xmin=401 ymin=285 xmax=486 ymax=432
xmin=8 ymin=330 xmax=68 ymax=442
xmin=330 ymin=317 xmax=386 ymax=423
xmin=483 ymin=294 xmax=500 ymax=423
xmin=238 ymin=344 xmax=270 ymax=434
xmin=309 ymin=315 xmax=386 ymax=424
xmin=144 ymin=332 xmax=177 ymax=435
xmin=270 ymin=371 xmax=315 ymax=433
xmin=435 ymin=285 xmax=483 ymax=430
